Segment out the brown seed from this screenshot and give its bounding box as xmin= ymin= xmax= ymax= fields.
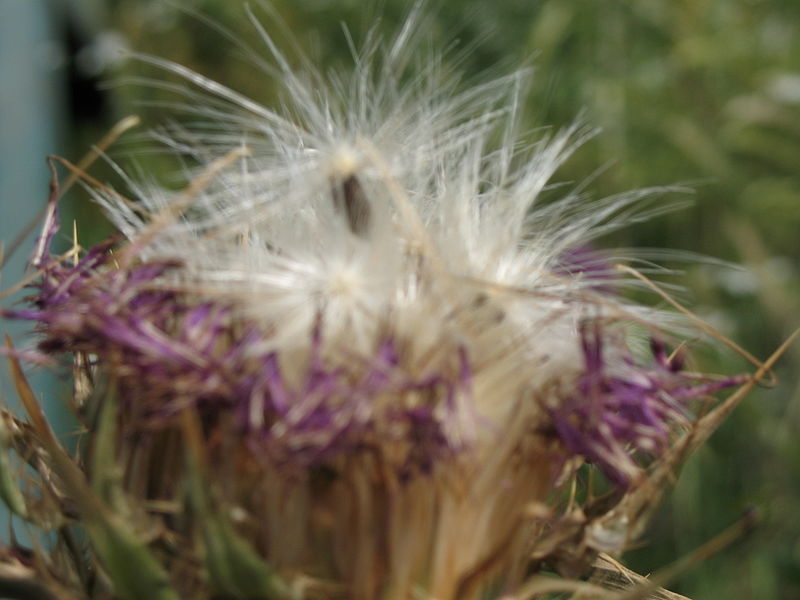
xmin=332 ymin=174 xmax=371 ymax=236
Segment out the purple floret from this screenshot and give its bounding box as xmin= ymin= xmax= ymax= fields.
xmin=239 ymin=324 xmax=462 ymax=471
xmin=555 ymin=245 xmax=616 ymax=293
xmin=550 ymin=323 xmax=743 ymax=486
xmin=4 ymin=215 xmax=466 ymax=475
xmin=4 ymin=201 xmax=742 ymax=484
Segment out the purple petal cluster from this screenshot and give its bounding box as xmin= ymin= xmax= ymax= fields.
xmin=5 ymin=227 xmax=465 ymax=475
xmin=3 ymin=210 xmax=743 ymax=486
xmin=239 ymin=327 xmax=465 ymax=475
xmin=550 ymin=323 xmax=744 ymax=486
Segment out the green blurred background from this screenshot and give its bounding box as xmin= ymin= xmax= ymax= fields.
xmin=3 ymin=1 xmax=800 ymax=597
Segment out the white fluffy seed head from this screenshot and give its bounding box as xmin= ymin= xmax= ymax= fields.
xmin=17 ymin=9 xmax=744 ymax=598
xmin=94 ymin=5 xmax=682 ymax=434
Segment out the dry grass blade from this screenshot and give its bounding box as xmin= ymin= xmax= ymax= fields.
xmin=686 ymin=325 xmax=800 ymax=455
xmin=616 ymin=264 xmax=775 ymax=386
xmin=605 ymin=304 xmax=800 ymax=545
xmin=5 ymin=335 xmax=56 ymax=441
xmin=1 ymin=116 xmax=140 ymax=271
xmin=599 ymin=510 xmax=756 ymax=600
xmin=118 ymin=145 xmax=251 ymax=266
xmin=575 ymin=555 xmax=690 ymax=600
xmin=564 ymin=511 xmax=756 ymax=600
xmin=499 ymin=575 xmax=611 ymax=599
xmin=49 ymin=155 xmax=134 ymax=212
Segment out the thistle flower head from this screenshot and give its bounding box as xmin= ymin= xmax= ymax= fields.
xmin=0 ymin=6 xmax=750 ymax=600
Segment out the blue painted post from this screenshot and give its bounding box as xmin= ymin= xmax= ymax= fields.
xmin=1 ymin=0 xmax=69 ymax=542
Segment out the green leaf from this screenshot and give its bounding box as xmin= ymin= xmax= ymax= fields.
xmin=201 ymin=511 xmax=291 ymax=599
xmin=89 ymin=380 xmax=125 ymax=510
xmin=85 ymin=515 xmax=180 ymax=600
xmin=181 ymin=410 xmax=291 ymax=599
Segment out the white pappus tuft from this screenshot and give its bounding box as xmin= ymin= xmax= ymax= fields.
xmin=96 ymin=5 xmax=675 ymax=378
